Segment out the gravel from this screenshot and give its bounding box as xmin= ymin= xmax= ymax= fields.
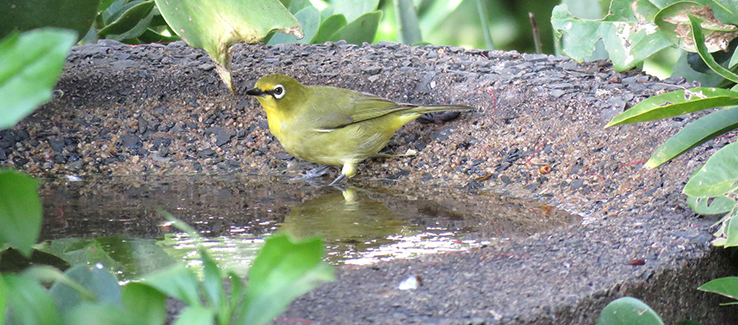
xmin=2 ymin=39 xmax=737 ymax=324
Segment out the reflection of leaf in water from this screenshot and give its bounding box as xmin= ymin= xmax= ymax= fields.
xmin=37 ymin=236 xmax=175 ymax=281
xmin=281 ymin=187 xmax=406 ymax=244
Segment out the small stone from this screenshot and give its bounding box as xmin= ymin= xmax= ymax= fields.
xmin=120 ymin=135 xmax=142 ymax=149
xmin=363 ymin=66 xmax=382 ymax=75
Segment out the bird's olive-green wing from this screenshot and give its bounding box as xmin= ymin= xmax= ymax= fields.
xmin=305 ymin=86 xmax=414 ymax=130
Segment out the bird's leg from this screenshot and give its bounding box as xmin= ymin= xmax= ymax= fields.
xmin=329 ymin=173 xmax=347 ymax=187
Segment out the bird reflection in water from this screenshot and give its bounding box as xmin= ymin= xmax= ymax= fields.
xmin=280 ymin=187 xmax=406 ymax=262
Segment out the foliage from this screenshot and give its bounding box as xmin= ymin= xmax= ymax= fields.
xmin=2 ymin=226 xmax=333 ymax=325
xmin=552 ymin=0 xmax=738 ymax=80
xmin=0 ymin=29 xmax=77 ymax=130
xmin=155 ymin=0 xmax=302 ymax=93
xmin=605 ymin=7 xmax=738 ymax=248
xmin=0 ymin=0 xmax=99 ymax=41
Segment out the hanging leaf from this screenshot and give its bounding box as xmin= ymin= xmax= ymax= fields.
xmin=154 ymin=0 xmax=303 ymax=93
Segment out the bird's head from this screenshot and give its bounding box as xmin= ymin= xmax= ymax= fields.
xmin=246 ymin=74 xmax=307 ymax=113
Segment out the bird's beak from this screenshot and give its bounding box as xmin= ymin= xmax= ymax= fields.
xmin=246 ymin=88 xmax=267 ymax=97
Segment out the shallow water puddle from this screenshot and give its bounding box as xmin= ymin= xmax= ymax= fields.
xmin=32 ymin=175 xmax=579 ymax=280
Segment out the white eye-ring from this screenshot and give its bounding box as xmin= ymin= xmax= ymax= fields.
xmin=273 ymin=84 xmax=285 ymax=99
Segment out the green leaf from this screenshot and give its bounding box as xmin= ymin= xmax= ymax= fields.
xmin=154 ymin=0 xmax=302 ymax=93
xmin=671 ymin=50 xmax=726 ymax=87
xmin=25 ymin=266 xmax=95 ymax=301
xmin=328 ymin=11 xmax=382 ymax=45
xmin=0 ymin=276 xmax=7 ymax=325
xmin=0 ymin=0 xmax=99 ymax=41
xmin=3 ymin=274 xmax=61 ymax=325
xmin=606 ymin=87 xmax=738 ymax=127
xmin=98 ymin=1 xmax=156 ymax=40
xmin=0 ymin=29 xmax=77 ymax=130
xmin=475 ymin=0 xmax=495 ymax=50
xmin=172 ymin=306 xmax=215 ymax=325
xmin=0 ymin=170 xmax=42 ymax=256
xmin=144 ymin=264 xmax=201 ymax=307
xmin=199 ymin=247 xmax=225 ymax=310
xmin=597 ymin=297 xmax=664 ymax=325
xmin=238 ymin=234 xmax=334 ymax=325
xmin=688 ymin=14 xmax=738 ymax=83
xmin=687 ymin=195 xmax=736 ymax=215
xmin=332 ymin=0 xmax=379 ymax=22
xmin=710 ymin=0 xmax=738 ymax=25
xmin=48 ymin=264 xmax=121 ymax=312
xmin=551 ymin=2 xmax=674 ymax=71
xmin=311 ymin=14 xmax=347 ymax=43
xmin=62 ymin=302 xmax=130 ymax=325
xmin=698 ymin=276 xmax=738 ymax=300
xmin=121 ymin=283 xmax=167 ymax=325
xmin=418 ymin=0 xmax=464 ymax=34
xmin=269 ymin=5 xmax=320 ymax=44
xmin=394 ymin=0 xmax=422 ymax=45
xmin=137 ymin=28 xmax=181 ymax=43
xmin=645 ymin=107 xmax=738 ymax=168
xmin=280 ymin=0 xmax=312 ymax=13
xmin=227 ymin=271 xmax=245 ymax=320
xmin=724 ymin=214 xmax=738 ymax=247
xmin=684 ymin=141 xmax=738 ymax=197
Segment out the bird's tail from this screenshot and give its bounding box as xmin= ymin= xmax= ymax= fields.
xmin=407 ymin=104 xmax=475 ymax=114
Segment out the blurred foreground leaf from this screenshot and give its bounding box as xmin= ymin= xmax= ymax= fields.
xmin=238 ymin=234 xmax=334 ymax=325
xmin=597 ymin=297 xmax=663 ymax=325
xmin=2 ymin=274 xmax=61 ymax=325
xmin=154 ymin=0 xmax=302 ymax=93
xmin=0 ymin=29 xmax=77 ymax=130
xmin=0 ymin=170 xmax=42 ymax=256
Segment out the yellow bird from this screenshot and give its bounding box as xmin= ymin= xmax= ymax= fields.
xmin=246 ymin=74 xmax=473 ymax=185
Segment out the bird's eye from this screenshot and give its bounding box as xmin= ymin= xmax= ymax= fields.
xmin=273 ymin=84 xmax=285 ymax=99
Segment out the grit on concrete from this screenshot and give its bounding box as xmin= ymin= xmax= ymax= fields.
xmin=2 ymin=40 xmax=738 ymax=324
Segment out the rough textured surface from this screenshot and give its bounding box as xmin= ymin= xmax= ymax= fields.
xmin=2 ymin=40 xmax=738 ymax=324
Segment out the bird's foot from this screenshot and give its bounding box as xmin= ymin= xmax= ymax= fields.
xmin=288 ymin=165 xmax=332 ymax=182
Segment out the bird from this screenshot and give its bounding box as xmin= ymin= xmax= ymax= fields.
xmin=245 ymin=73 xmax=473 ymax=185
